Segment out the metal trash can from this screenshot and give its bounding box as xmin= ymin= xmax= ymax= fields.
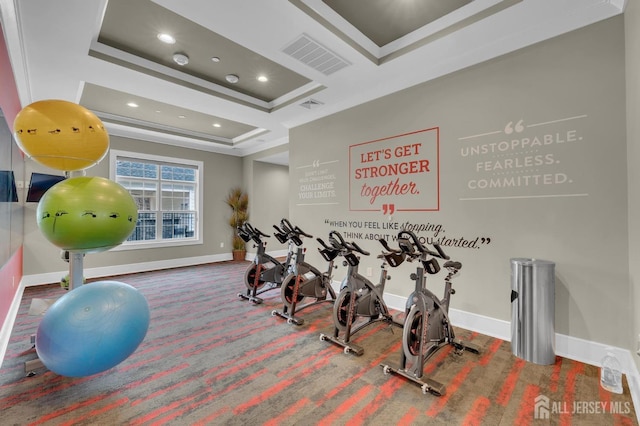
xmin=510 ymin=258 xmax=555 ymax=365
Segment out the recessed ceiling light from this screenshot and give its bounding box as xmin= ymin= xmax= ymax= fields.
xmin=213 ymin=123 xmax=221 ymax=128
xmin=211 ymin=56 xmax=220 ymax=63
xmin=157 ymin=33 xmax=176 ymax=44
xmin=127 ymin=102 xmax=139 ymax=108
xmin=173 ymin=53 xmax=189 ymax=66
xmin=178 ymin=115 xmax=186 ymax=119
xmin=225 ymin=74 xmax=239 ymax=84
xmin=257 ymin=75 xmax=268 ymax=82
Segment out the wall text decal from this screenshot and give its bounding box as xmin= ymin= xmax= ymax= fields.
xmin=458 ymin=115 xmax=589 ymax=200
xmin=349 ymin=128 xmax=439 ymax=212
xmin=323 ymin=218 xmax=492 ymax=251
xmin=295 ymin=159 xmax=339 ymax=206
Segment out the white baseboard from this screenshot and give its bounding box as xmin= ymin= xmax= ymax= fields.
xmin=268 ymin=249 xmax=290 ymax=259
xmin=20 ymin=249 xmax=292 ymax=287
xmin=383 ymin=292 xmax=512 ymax=341
xmin=21 ymin=253 xmax=233 ymax=287
xmin=622 ymin=354 xmax=640 ymax=423
xmin=0 ymin=279 xmax=25 ymax=369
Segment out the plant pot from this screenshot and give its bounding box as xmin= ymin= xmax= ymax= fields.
xmin=232 ymin=250 xmax=246 ymax=261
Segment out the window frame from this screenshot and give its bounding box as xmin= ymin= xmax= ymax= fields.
xmin=109 ymin=149 xmax=204 ymax=250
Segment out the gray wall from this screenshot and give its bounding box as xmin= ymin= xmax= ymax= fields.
xmin=625 ymin=0 xmax=640 ymax=373
xmin=242 ymin=145 xmax=290 ymax=253
xmin=250 ymin=161 xmax=289 ymax=252
xmin=289 ymin=16 xmax=630 ymax=349
xmin=22 ymin=135 xmax=243 ymax=276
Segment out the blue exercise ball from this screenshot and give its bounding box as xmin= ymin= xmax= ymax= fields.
xmin=35 ymin=280 xmax=150 ymax=377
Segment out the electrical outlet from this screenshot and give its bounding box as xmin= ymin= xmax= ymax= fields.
xmin=220 ymin=242 xmax=224 ymax=248
xmin=366 ymin=267 xmax=373 ymax=277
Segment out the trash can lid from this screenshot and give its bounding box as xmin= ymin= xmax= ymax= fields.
xmin=510 ymin=258 xmax=555 ymax=266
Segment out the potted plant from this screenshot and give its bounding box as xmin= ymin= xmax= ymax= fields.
xmin=225 ymin=187 xmax=249 ymax=261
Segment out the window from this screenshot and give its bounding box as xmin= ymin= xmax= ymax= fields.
xmin=110 ymin=150 xmax=203 ymax=249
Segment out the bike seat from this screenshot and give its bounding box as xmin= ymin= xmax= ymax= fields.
xmin=443 ymin=260 xmax=462 ymax=270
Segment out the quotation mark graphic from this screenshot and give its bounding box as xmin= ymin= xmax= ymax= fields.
xmin=504 ymin=119 xmax=525 ymax=135
xmin=480 ymin=237 xmax=491 ymax=245
xmin=382 ymin=204 xmax=395 ymax=215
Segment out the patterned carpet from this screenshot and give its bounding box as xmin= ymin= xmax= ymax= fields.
xmin=0 ymin=261 xmax=637 ymax=425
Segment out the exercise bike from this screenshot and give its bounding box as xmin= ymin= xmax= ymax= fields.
xmin=318 ymin=231 xmax=404 ymax=356
xmin=237 ymin=221 xmax=300 ymax=304
xmin=271 ymin=221 xmax=339 ymax=325
xmin=379 ymin=230 xmax=480 ymax=396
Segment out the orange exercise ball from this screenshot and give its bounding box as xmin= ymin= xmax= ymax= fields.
xmin=13 ymin=100 xmax=109 ymax=172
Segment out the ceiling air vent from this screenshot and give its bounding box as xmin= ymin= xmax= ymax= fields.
xmin=299 ymin=98 xmax=324 ymax=109
xmin=282 ymin=34 xmax=350 ymax=76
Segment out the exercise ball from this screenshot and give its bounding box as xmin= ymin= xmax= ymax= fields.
xmin=13 ymin=99 xmax=109 ymax=171
xmin=37 ymin=176 xmax=138 ymax=253
xmin=60 ymin=274 xmax=85 ymax=290
xmin=35 ymin=280 xmax=150 ymax=377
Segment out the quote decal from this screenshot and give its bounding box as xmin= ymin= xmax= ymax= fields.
xmin=322 ymin=218 xmax=492 ymax=251
xmin=458 ymin=115 xmax=589 ymax=200
xmin=296 ymin=159 xmax=339 ymax=206
xmin=349 ymin=128 xmax=440 ymax=213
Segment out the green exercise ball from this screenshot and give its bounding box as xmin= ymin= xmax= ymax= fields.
xmin=37 ymin=176 xmax=138 ymax=253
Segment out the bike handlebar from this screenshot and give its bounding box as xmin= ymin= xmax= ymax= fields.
xmin=296 ymin=227 xmax=313 ymax=239
xmin=379 ymin=229 xmax=460 ymax=274
xmin=396 ymin=229 xmax=450 ymax=260
xmin=238 ymin=222 xmax=271 ymax=245
xmin=350 ymin=240 xmax=370 ymax=256
xmin=378 ymin=237 xmax=398 ymax=254
xmin=251 ymin=224 xmax=271 ymax=239
xmin=281 ymin=218 xmax=309 ymax=236
xmin=277 ymin=218 xmax=313 ymax=245
xmin=334 ymin=231 xmax=369 ymax=255
xmin=317 ymin=231 xmax=370 ymax=257
xmin=279 ymin=218 xmax=294 ymax=233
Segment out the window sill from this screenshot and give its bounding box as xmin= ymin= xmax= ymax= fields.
xmin=110 ymin=238 xmax=203 ymax=251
